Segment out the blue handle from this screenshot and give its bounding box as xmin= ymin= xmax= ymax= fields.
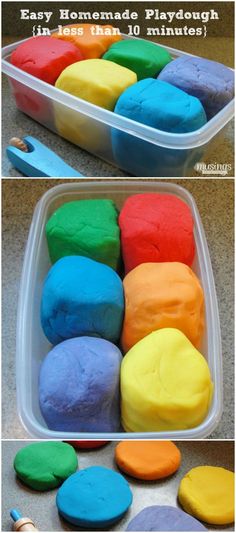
xmin=6 ymin=136 xmax=84 ymax=177
xmin=10 ymin=509 xmax=22 ymax=522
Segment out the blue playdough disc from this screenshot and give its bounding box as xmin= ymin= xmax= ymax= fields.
xmin=56 ymin=466 xmax=133 ymax=527
xmin=126 ymin=506 xmax=207 ymax=531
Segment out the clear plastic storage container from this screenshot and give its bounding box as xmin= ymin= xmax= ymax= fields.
xmin=2 ymin=35 xmax=234 ymax=177
xmin=16 ymin=181 xmax=222 ymax=439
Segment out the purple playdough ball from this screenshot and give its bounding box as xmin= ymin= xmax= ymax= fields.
xmin=158 ymin=56 xmax=234 ymax=119
xmin=39 ymin=336 xmax=122 ymax=432
xmin=126 ymin=506 xmax=207 ymax=531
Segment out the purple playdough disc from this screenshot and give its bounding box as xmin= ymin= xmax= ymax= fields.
xmin=126 ymin=506 xmax=207 ymax=531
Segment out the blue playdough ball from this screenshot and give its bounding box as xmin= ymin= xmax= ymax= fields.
xmin=126 ymin=506 xmax=207 ymax=531
xmin=40 ymin=255 xmax=124 ymax=344
xmin=39 ymin=336 xmax=122 ymax=432
xmin=56 ymin=466 xmax=133 ymax=527
xmin=112 ymin=79 xmax=207 ymax=177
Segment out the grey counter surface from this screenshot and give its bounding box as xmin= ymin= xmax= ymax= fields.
xmin=2 ymin=35 xmax=234 ymax=178
xmin=1 ymin=440 xmax=234 ymax=532
xmin=2 ymin=178 xmax=234 ymax=439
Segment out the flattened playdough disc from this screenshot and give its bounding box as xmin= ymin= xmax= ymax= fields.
xmin=14 ymin=442 xmax=78 ymax=490
xmin=126 ymin=506 xmax=207 ymax=531
xmin=115 ymin=441 xmax=181 ymax=480
xmin=56 ymin=466 xmax=133 ymax=526
xmin=178 ymin=466 xmax=235 ymax=525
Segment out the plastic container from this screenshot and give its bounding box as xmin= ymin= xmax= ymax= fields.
xmin=2 ymin=35 xmax=234 ymax=177
xmin=16 ymin=181 xmax=222 ymax=439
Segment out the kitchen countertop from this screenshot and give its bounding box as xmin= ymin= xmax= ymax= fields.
xmin=2 ymin=35 xmax=234 ymax=178
xmin=1 ymin=440 xmax=234 ymax=532
xmin=2 ymin=178 xmax=234 ymax=439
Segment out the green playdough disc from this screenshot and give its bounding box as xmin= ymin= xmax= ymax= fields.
xmin=103 ymin=39 xmax=172 ymax=81
xmin=14 ymin=441 xmax=78 ymax=491
xmin=46 ymin=199 xmax=120 ymax=270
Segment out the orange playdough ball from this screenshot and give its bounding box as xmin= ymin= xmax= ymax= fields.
xmin=115 ymin=441 xmax=181 ymax=480
xmin=121 ymin=262 xmax=204 ymax=353
xmin=52 ymin=24 xmax=122 ymax=59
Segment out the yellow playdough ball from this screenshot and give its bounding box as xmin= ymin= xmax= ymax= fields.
xmin=54 ymin=59 xmax=137 ymax=153
xmin=55 ymin=59 xmax=137 ymax=110
xmin=178 ymin=466 xmax=234 ymax=525
xmin=121 ymin=328 xmax=213 ymax=432
xmin=121 ymin=262 xmax=205 ymax=353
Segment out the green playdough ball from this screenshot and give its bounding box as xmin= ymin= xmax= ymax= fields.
xmin=14 ymin=441 xmax=78 ymax=491
xmin=46 ymin=199 xmax=120 ymax=270
xmin=103 ymin=39 xmax=172 ymax=81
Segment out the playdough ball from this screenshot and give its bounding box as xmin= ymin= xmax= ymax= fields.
xmin=55 ymin=59 xmax=137 ymax=111
xmin=11 ymin=36 xmax=83 ymax=85
xmin=46 ymin=199 xmax=120 ymax=269
xmin=40 ymin=255 xmax=124 ymax=345
xmin=13 ymin=441 xmax=78 ymax=491
xmin=158 ymin=56 xmax=234 ymax=119
xmin=10 ymin=36 xmax=83 ymax=127
xmin=54 ymin=59 xmax=136 ymax=153
xmin=112 ymin=79 xmax=206 ymax=176
xmin=119 ymin=193 xmax=195 ymax=273
xmin=115 ymin=441 xmax=181 ymax=480
xmin=103 ymin=39 xmax=171 ymax=81
xmin=121 ymin=262 xmax=204 ymax=352
xmin=56 ymin=466 xmax=133 ymax=526
xmin=39 ymin=336 xmax=122 ymax=432
xmin=114 ymin=78 xmax=206 ymax=133
xmin=178 ymin=466 xmax=235 ymax=525
xmin=126 ymin=506 xmax=207 ymax=531
xmin=121 ymin=328 xmax=213 ymax=432
xmin=52 ymin=24 xmax=122 ymax=59
xmin=65 ymin=441 xmax=108 ymax=449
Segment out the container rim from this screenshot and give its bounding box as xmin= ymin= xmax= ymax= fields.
xmin=16 ymin=180 xmax=223 ymax=440
xmin=2 ymin=34 xmax=235 ymax=150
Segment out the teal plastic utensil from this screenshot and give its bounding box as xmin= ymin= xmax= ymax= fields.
xmin=6 ymin=136 xmax=84 ymax=177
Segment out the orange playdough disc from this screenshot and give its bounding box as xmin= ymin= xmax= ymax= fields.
xmin=115 ymin=441 xmax=181 ymax=480
xmin=52 ymin=24 xmax=122 ymax=59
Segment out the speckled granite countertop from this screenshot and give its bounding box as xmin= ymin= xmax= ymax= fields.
xmin=2 ymin=178 xmax=234 ymax=439
xmin=2 ymin=35 xmax=234 ymax=178
xmin=1 ymin=440 xmax=234 ymax=532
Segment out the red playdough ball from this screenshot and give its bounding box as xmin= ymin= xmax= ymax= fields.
xmin=119 ymin=193 xmax=195 ymax=273
xmin=10 ymin=36 xmax=84 ymax=126
xmin=65 ymin=441 xmax=109 ymax=449
xmin=11 ymin=36 xmax=84 ymax=84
